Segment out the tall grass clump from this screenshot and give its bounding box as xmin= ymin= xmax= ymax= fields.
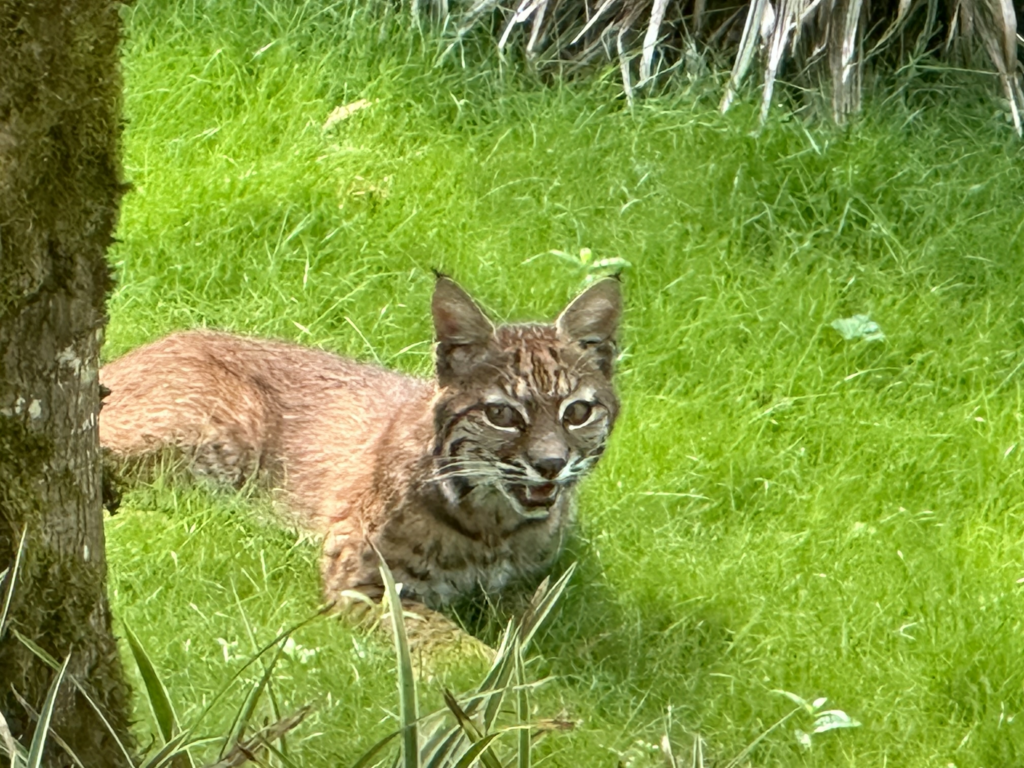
xmin=361 ymin=560 xmax=576 ymax=767
xmin=105 ymin=0 xmax=1024 ymax=765
xmin=448 ymin=0 xmax=1023 ymax=127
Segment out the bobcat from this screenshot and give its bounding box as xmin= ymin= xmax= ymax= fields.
xmin=100 ymin=275 xmax=621 ymax=621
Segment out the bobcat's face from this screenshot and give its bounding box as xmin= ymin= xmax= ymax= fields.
xmin=431 ymin=277 xmax=620 ymax=520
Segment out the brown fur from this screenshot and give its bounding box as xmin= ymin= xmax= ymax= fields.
xmin=100 ymin=276 xmax=621 ymax=613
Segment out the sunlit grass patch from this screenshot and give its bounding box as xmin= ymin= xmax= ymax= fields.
xmin=105 ymin=0 xmax=1024 ymax=764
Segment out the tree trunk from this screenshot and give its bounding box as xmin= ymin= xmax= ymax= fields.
xmin=0 ymin=1 xmax=133 ymax=765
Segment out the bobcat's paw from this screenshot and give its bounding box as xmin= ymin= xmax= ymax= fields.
xmin=399 ymin=603 xmax=496 ymax=667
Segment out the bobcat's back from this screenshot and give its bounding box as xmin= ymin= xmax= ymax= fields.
xmin=100 ymin=330 xmax=433 ymax=531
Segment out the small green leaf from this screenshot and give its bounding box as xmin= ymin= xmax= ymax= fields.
xmin=830 ymin=314 xmax=885 ymax=342
xmin=812 ymin=710 xmax=862 ymax=734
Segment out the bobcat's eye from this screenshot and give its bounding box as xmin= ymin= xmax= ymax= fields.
xmin=562 ymin=401 xmax=593 ymax=427
xmin=484 ymin=404 xmax=524 ymax=430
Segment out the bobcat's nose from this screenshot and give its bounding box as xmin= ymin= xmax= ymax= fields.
xmin=528 ymin=433 xmax=569 ymax=480
xmin=533 ymin=456 xmax=567 ymax=479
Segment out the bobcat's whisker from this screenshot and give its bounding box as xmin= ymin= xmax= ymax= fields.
xmin=434 ymin=471 xmax=502 ymax=483
xmin=434 ymin=465 xmax=502 ymax=478
xmin=435 ymin=459 xmax=500 ymax=470
xmin=433 ymin=463 xmax=506 ymax=483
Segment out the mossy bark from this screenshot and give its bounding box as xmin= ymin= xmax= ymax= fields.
xmin=0 ymin=1 xmax=133 ymax=765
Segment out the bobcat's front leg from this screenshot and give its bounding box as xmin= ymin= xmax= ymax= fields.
xmin=320 ymin=530 xmax=493 ymax=663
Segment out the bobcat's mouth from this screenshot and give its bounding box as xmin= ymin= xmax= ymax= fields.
xmin=511 ymin=482 xmax=559 ymax=510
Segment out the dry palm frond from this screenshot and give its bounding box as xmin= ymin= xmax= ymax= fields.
xmin=639 ymin=0 xmax=672 ymax=84
xmin=438 ymin=0 xmax=1024 ymax=132
xmin=965 ymin=0 xmax=1024 ymax=133
xmin=719 ymin=0 xmax=769 ymax=114
xmin=829 ymin=0 xmax=865 ymax=123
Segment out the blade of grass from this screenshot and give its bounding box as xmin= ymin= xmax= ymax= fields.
xmin=140 ymin=733 xmax=219 ymax=768
xmin=519 ymin=562 xmax=575 ymax=651
xmin=421 ymin=723 xmax=462 ymax=768
xmin=433 ymin=619 xmax=521 ymax=763
xmin=10 ymin=629 xmax=60 ymax=669
xmin=207 ymin=708 xmax=309 ymax=768
xmin=25 ymin=655 xmax=69 ymax=768
xmin=264 ymin=679 xmax=288 ymax=766
xmin=377 ymin=555 xmax=419 ymax=768
xmin=479 ymin=647 xmax=514 ymax=737
xmin=350 ymin=729 xmax=401 ymax=765
xmin=514 ymin=650 xmax=529 ymax=768
xmin=722 ymin=706 xmax=802 ymax=768
xmin=691 ymin=733 xmax=704 ymax=768
xmin=220 ymin=640 xmax=287 ymax=759
xmin=12 ymin=628 xmax=135 ymax=767
xmin=123 ymin=622 xmax=183 ymax=748
xmin=432 ymin=566 xmax=573 ymax=766
xmin=436 ymin=567 xmax=568 ymax=755
xmin=229 ymin=587 xmax=291 ymax=765
xmin=467 ymin=619 xmax=516 ymax=711
xmin=8 ymin=690 xmax=85 ymax=768
xmin=441 ymin=691 xmax=502 ymax=768
xmin=256 ymin=737 xmax=305 ymax=768
xmin=451 ymin=733 xmax=503 ymax=768
xmin=0 ymin=526 xmax=27 ymax=640
xmin=146 ymin=606 xmax=331 ymax=752
xmin=441 ymin=691 xmax=485 ymax=742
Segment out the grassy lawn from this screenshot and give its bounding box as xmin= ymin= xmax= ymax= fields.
xmin=104 ymin=0 xmax=1024 ymax=764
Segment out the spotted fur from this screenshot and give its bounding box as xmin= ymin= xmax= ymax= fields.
xmin=100 ymin=276 xmax=621 ymax=610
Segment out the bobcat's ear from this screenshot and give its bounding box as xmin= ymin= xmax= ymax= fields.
xmin=556 ymin=278 xmax=622 ymax=376
xmin=432 ymin=276 xmax=495 ymax=383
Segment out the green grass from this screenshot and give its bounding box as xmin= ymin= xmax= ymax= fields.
xmin=104 ymin=0 xmax=1024 ymax=764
